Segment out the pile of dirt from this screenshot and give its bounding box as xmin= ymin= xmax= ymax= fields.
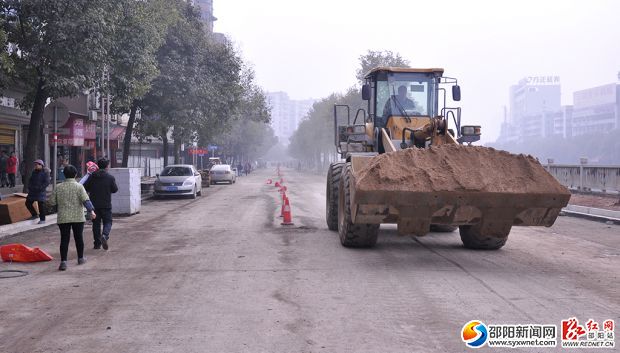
xmin=568 ymin=193 xmax=620 ymax=211
xmin=355 ymin=145 xmax=570 ymax=195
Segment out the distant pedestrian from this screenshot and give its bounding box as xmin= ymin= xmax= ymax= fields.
xmin=83 ymin=158 xmax=118 ymax=250
xmin=236 ymin=163 xmax=243 ymax=177
xmin=48 ymin=165 xmax=96 ymax=271
xmin=0 ymin=151 xmax=7 ymax=187
xmin=26 ymin=160 xmax=50 ymax=224
xmin=7 ymin=152 xmax=17 ymax=187
xmin=244 ymin=162 xmax=251 ymax=176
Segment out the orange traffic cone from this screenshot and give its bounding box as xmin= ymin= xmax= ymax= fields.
xmin=281 ymin=197 xmax=294 ymax=226
xmin=279 ymin=193 xmax=286 ymax=218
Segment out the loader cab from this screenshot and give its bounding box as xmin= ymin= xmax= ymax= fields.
xmin=362 ymin=68 xmax=443 ymax=128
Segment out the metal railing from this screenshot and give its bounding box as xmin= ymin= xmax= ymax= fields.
xmin=547 ymin=163 xmax=620 ymax=194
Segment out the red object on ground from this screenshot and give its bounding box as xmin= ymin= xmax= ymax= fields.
xmin=266 ymin=179 xmax=273 ymax=184
xmin=1 ymin=243 xmax=53 ymax=262
xmin=281 ymin=197 xmax=294 ymax=226
xmin=274 ymin=182 xmax=281 ymax=187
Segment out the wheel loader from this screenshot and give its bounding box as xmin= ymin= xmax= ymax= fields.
xmin=326 ymin=67 xmax=570 ymax=249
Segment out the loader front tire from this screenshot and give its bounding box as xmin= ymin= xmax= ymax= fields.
xmin=326 ymin=162 xmax=344 ymax=231
xmin=430 ymin=224 xmax=458 ymax=232
xmin=338 ymin=163 xmax=379 ymax=248
xmin=459 ymin=223 xmax=510 ymax=250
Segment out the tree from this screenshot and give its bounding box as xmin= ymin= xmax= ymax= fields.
xmin=113 ymin=0 xmax=175 ymax=167
xmin=139 ymin=1 xmax=244 ymax=166
xmin=2 ymin=0 xmax=123 ymax=191
xmin=355 ymin=50 xmax=410 ymax=82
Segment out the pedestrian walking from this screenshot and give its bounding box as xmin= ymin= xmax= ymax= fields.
xmin=236 ymin=163 xmax=243 ymax=177
xmin=83 ymin=158 xmax=118 ymax=250
xmin=25 ymin=159 xmax=50 ymax=224
xmin=244 ymin=162 xmax=251 ymax=176
xmin=7 ymin=152 xmax=17 ymax=187
xmin=0 ymin=151 xmax=7 ymax=187
xmin=48 ymin=165 xmax=96 ymax=271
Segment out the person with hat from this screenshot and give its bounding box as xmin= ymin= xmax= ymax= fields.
xmin=26 ymin=159 xmax=51 ymax=224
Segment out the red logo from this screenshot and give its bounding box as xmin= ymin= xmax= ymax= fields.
xmin=562 ymin=318 xmax=586 ymax=340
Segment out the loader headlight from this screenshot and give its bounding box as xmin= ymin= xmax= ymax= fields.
xmin=461 ymin=125 xmax=481 ymax=136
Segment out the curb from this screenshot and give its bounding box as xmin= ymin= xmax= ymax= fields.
xmin=562 ymin=205 xmax=620 ymax=225
xmin=0 ymin=214 xmax=58 ymax=241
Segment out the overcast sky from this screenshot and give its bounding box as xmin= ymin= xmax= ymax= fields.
xmin=214 ymin=0 xmax=620 ymax=142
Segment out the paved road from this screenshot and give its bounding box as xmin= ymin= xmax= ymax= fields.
xmin=1 ymin=169 xmax=618 ymax=353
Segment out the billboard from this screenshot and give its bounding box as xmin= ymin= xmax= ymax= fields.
xmin=574 ymin=84 xmax=617 ymax=107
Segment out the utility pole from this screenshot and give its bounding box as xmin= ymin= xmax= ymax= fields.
xmin=107 ymin=92 xmax=111 ymax=160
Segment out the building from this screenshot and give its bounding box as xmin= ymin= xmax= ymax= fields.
xmin=191 ymin=0 xmax=227 ymax=43
xmin=267 ymin=92 xmax=316 ymax=145
xmin=0 ymin=88 xmax=29 ymax=174
xmin=42 ymin=93 xmax=126 ymax=177
xmin=497 ymin=75 xmax=568 ymax=143
xmin=571 ymin=83 xmax=619 ymax=136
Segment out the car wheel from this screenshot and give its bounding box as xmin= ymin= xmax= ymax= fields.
xmin=197 ymin=185 xmax=202 ymax=196
xmin=191 ymin=187 xmax=197 ymax=199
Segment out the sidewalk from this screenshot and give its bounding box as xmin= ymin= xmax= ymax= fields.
xmin=0 ymin=185 xmax=24 ymax=197
xmin=0 ymin=214 xmax=58 ymax=241
xmin=562 ymin=205 xmax=620 ymax=225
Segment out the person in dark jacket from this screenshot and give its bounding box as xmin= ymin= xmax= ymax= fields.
xmin=83 ymin=158 xmax=118 ymax=250
xmin=26 ymin=159 xmax=51 ymax=224
xmin=0 ymin=151 xmax=7 ymax=187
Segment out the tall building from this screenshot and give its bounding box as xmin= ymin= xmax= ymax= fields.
xmin=267 ymin=92 xmax=316 ymax=145
xmin=191 ymin=0 xmax=226 ymax=42
xmin=571 ymin=83 xmax=619 ymax=136
xmin=498 ymin=75 xmax=567 ymax=143
xmin=192 ymin=0 xmax=216 ymax=33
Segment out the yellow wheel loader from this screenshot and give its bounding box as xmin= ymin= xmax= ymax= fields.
xmin=326 ymin=67 xmax=570 ymax=249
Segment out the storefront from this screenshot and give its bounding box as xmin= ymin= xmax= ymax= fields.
xmin=0 ymin=90 xmax=30 ymax=184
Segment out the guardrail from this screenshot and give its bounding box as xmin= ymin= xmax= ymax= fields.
xmin=547 ymin=164 xmax=620 ymax=194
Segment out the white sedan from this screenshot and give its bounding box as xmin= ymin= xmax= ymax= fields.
xmin=210 ymin=164 xmax=236 ymax=184
xmin=154 ymin=164 xmax=202 ymax=198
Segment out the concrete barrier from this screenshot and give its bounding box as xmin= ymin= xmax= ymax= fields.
xmin=109 ymin=168 xmax=141 ymax=216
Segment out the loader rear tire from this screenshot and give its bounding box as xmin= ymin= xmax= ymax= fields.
xmin=326 ymin=162 xmax=344 ymax=231
xmin=338 ymin=162 xmax=379 ymax=247
xmin=459 ymin=223 xmax=510 ymax=250
xmin=430 ymin=224 xmax=458 ymax=232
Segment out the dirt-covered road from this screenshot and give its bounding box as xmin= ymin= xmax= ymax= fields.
xmin=1 ymin=168 xmax=618 ymax=353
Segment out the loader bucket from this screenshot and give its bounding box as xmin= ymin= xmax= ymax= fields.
xmin=349 ymin=145 xmax=571 ymax=236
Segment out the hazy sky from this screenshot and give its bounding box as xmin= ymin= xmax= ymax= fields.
xmin=215 ymin=0 xmax=620 ymax=142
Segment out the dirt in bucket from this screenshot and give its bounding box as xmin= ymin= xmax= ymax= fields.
xmin=355 ymin=145 xmax=570 ymax=195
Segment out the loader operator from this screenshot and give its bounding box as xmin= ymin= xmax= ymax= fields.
xmin=383 ymin=85 xmax=416 ymax=119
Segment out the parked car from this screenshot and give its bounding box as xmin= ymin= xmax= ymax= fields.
xmin=154 ymin=164 xmax=202 ymax=198
xmin=210 ymin=164 xmax=236 ymax=184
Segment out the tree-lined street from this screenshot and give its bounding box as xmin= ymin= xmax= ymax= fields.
xmin=1 ymin=170 xmax=618 ymax=352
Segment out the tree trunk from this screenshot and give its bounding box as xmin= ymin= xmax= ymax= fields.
xmin=173 ymin=136 xmax=181 ymax=164
xmin=162 ymin=128 xmax=169 ymax=167
xmin=22 ymin=80 xmax=48 ymax=193
xmin=121 ymin=102 xmax=139 ymax=168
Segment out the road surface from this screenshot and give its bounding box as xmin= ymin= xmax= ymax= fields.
xmin=1 ymin=169 xmax=618 ymax=353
